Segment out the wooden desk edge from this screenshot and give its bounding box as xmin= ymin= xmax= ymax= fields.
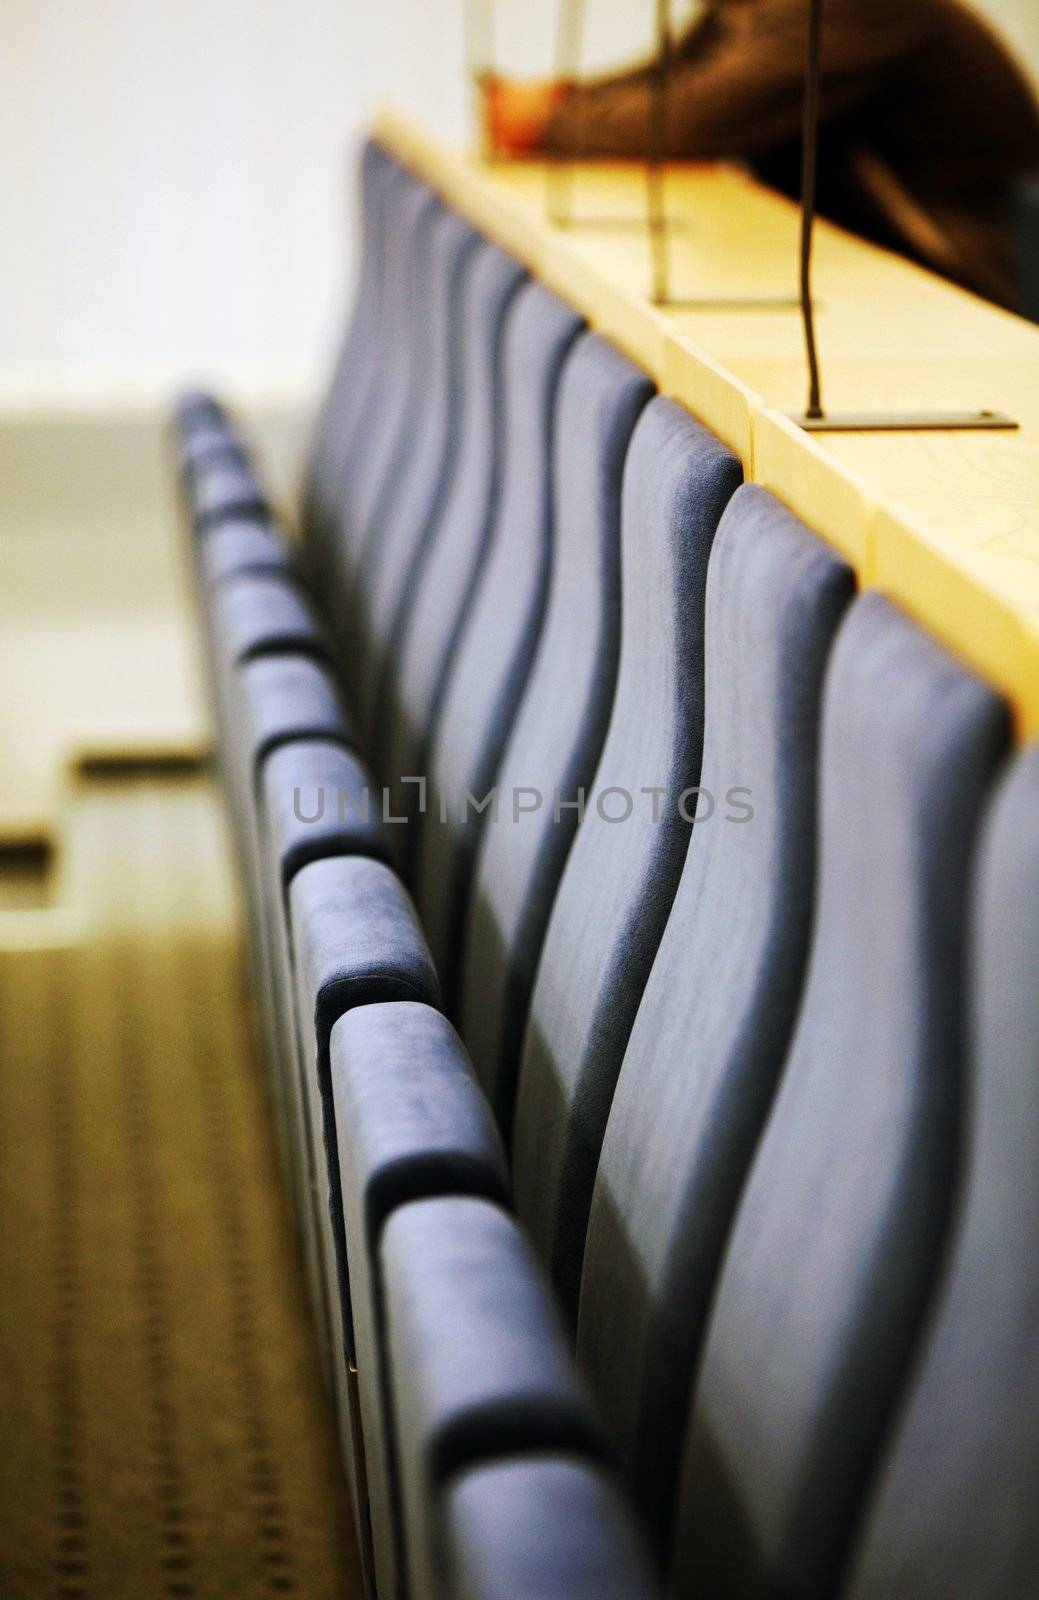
xmin=872 ymin=504 xmax=1038 ymax=740
xmin=375 ymin=109 xmax=1038 ymax=739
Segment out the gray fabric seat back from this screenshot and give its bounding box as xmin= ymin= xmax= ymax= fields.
xmin=373 ymin=242 xmax=528 ymax=798
xmin=458 ymin=333 xmax=654 ymax=1142
xmin=440 ymin=1455 xmax=661 ymax=1600
xmin=327 ymin=176 xmax=442 ymax=619
xmin=302 ymin=139 xmax=399 ymax=575
xmin=331 ymin=1001 xmax=510 ymax=1600
xmin=672 ymin=590 xmax=1008 ymax=1600
xmin=576 ymin=485 xmax=854 ymax=1550
xmin=174 ymin=390 xmax=227 ymax=435
xmin=411 ymin=282 xmax=584 ymax=1006
xmin=350 ymin=211 xmax=484 ymax=733
xmin=511 ymin=397 xmax=742 ymax=1323
xmin=845 ymin=746 xmax=1039 ymax=1600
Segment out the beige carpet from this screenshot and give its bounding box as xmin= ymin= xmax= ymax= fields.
xmin=0 ymin=769 xmax=361 ymax=1600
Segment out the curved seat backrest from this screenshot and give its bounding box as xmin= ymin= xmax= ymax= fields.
xmin=439 ymin=1454 xmax=661 ymax=1600
xmin=329 ymin=175 xmax=442 ymax=616
xmin=577 ymin=485 xmax=854 ymax=1549
xmin=845 ymin=746 xmax=1039 ymax=1600
xmin=672 ymin=591 xmax=1007 ymax=1600
xmin=458 ymin=333 xmax=654 ymax=1142
xmin=510 ymin=397 xmax=742 ymax=1323
xmin=350 ymin=209 xmax=483 ymax=732
xmin=302 ymin=138 xmax=398 ymax=574
xmin=373 ymin=242 xmax=528 ymax=799
xmin=412 ymin=282 xmax=584 ymax=1007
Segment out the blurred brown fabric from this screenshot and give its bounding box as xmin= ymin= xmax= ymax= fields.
xmin=542 ymin=0 xmax=1039 ymax=311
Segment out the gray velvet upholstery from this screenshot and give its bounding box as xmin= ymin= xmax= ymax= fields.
xmin=173 ymin=142 xmax=1039 ymax=1600
xmin=412 ymin=282 xmax=584 ymax=1006
xmin=302 ymin=139 xmax=399 ymax=572
xmin=845 ymin=747 xmax=1039 ymax=1600
xmin=441 ymin=1454 xmax=660 ymax=1600
xmin=223 ymin=657 xmax=356 ymax=1111
xmin=177 ymin=541 xmax=317 ymax=1175
xmin=328 ymin=179 xmax=443 ymax=623
xmin=257 ymin=756 xmax=390 ymax=1379
xmin=193 ymin=458 xmax=268 ymax=530
xmin=178 ymin=424 xmax=247 ymax=483
xmin=173 ymin=390 xmax=227 ymax=436
xmin=289 ymin=852 xmax=440 ymax=1354
xmin=381 ymin=1195 xmax=603 ymax=1599
xmin=672 ymin=591 xmax=1008 ymax=1600
xmin=225 ymin=668 xmax=357 ymax=1146
xmin=208 ymin=651 xmax=348 ymax=995
xmin=350 ymin=210 xmax=484 ymax=734
xmin=575 ymin=485 xmax=853 ymax=1550
xmin=510 ymin=397 xmax=742 ymax=1322
xmin=282 ymin=855 xmax=440 ymax=1587
xmin=331 ymin=1003 xmax=510 ymax=1599
xmin=459 ymin=332 xmax=653 ymax=1140
xmin=261 ymin=737 xmax=391 ymax=886
xmin=374 ymin=242 xmax=528 ymax=803
xmin=232 ymin=654 xmax=354 ymax=770
xmin=226 ymin=654 xmax=353 ymax=982
xmin=199 ymin=517 xmax=293 ymax=585
xmin=331 ymin=1003 xmax=510 ymax=1264
xmin=211 ymin=572 xmax=328 ymax=667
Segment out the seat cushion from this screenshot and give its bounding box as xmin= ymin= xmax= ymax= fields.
xmin=173 ymin=389 xmax=228 ymax=436
xmin=216 ymin=655 xmax=355 ymax=978
xmin=381 ymin=1195 xmax=603 ymax=1599
xmin=219 ymin=662 xmax=355 ymax=1107
xmin=256 ymin=806 xmax=393 ymax=1386
xmin=289 ymin=854 xmax=441 ymax=1363
xmin=291 ymin=856 xmax=441 ymax=1039
xmin=332 ymin=1003 xmax=509 ymax=1257
xmin=281 ymin=856 xmax=442 ymax=1597
xmin=261 ymin=737 xmax=391 ymax=887
xmin=234 ymin=655 xmax=354 ymax=772
xmin=179 ymin=428 xmax=248 ymax=481
xmin=211 ymin=572 xmax=328 ymax=666
xmin=440 ymin=1454 xmax=660 ymax=1600
xmin=199 ymin=517 xmax=294 ymax=585
xmin=193 ymin=460 xmax=268 ymax=529
xmin=331 ymin=1002 xmax=509 ymax=1598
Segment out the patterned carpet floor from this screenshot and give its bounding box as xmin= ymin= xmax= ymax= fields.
xmin=0 ymin=769 xmax=361 ymax=1600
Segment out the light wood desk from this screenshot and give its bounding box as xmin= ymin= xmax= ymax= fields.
xmin=379 ymin=115 xmax=1039 ymax=734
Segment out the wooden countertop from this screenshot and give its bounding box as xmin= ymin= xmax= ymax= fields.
xmin=377 ymin=112 xmax=1039 ymax=737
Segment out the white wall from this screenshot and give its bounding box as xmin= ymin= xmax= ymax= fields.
xmin=1 ymin=0 xmax=1035 ymax=406
xmin=0 ymin=0 xmax=663 ymax=404
xmin=0 ymin=0 xmax=457 ymax=401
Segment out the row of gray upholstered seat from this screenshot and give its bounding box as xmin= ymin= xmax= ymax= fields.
xmin=171 ymin=133 xmax=1039 ymax=1600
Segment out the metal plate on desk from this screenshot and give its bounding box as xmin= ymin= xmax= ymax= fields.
xmin=792 ymin=409 xmax=1020 ymax=433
